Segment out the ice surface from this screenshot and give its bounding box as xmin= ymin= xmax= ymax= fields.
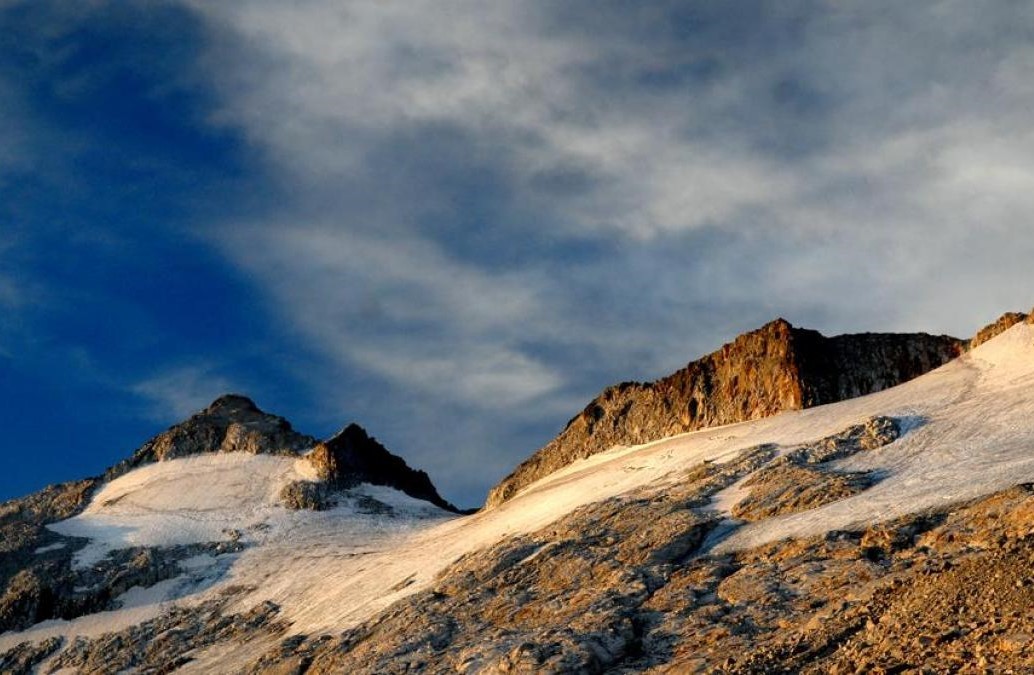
xmin=9 ymin=323 xmax=1034 ymax=669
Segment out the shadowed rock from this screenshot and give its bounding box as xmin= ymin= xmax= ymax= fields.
xmin=299 ymin=424 xmax=461 ymax=513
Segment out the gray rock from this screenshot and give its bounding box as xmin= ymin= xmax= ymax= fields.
xmin=279 ymin=480 xmax=335 ymax=511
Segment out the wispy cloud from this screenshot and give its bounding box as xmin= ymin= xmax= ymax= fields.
xmin=187 ymin=0 xmax=1034 ymax=306
xmin=131 ymin=365 xmax=236 ymax=421
xmin=215 ymin=225 xmax=562 ymax=409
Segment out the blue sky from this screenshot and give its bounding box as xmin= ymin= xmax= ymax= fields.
xmin=3 ymin=1 xmax=1034 ymax=508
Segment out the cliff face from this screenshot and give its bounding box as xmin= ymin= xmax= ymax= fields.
xmin=485 ymin=319 xmax=965 ymax=508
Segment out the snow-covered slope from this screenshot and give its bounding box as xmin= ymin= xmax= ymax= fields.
xmin=6 ymin=322 xmax=1034 ymax=669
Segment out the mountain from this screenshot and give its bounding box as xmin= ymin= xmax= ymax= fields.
xmin=486 ymin=319 xmax=965 ymax=508
xmin=4 ymin=310 xmax=1034 ymax=673
xmin=0 ymin=396 xmax=457 ymax=649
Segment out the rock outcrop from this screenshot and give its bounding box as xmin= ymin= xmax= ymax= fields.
xmin=486 ymin=319 xmax=963 ymax=508
xmin=732 ymin=416 xmax=900 ymax=521
xmin=296 ymin=423 xmax=460 ymax=513
xmin=971 ymin=311 xmax=1029 ymax=349
xmin=105 ymin=394 xmax=317 ymax=479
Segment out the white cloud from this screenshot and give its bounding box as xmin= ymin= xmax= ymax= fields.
xmin=215 ymin=225 xmax=563 ymax=409
xmin=132 ymin=365 xmax=236 ymax=421
xmin=185 ymin=0 xmax=1034 ymax=342
xmin=169 ymin=1 xmax=1034 ymax=501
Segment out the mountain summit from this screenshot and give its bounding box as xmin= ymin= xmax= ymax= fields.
xmin=0 ymin=396 xmax=457 ymax=645
xmin=302 ymin=423 xmax=459 ymax=512
xmin=105 ymin=394 xmax=317 ymax=479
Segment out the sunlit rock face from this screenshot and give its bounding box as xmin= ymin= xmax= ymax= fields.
xmin=486 ymin=319 xmax=964 ymax=508
xmin=970 ymin=312 xmax=1028 ymax=349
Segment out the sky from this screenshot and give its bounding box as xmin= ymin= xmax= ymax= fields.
xmin=3 ymin=1 xmax=1034 ymax=508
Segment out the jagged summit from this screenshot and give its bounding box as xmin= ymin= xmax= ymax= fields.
xmin=98 ymin=395 xmax=460 ymax=511
xmin=303 ymin=423 xmax=461 ymax=513
xmin=486 ymin=317 xmax=965 ymax=508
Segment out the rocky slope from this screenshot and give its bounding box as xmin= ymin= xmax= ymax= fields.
xmin=486 ymin=319 xmax=964 ymax=508
xmin=970 ymin=310 xmax=1029 ymax=348
xmin=235 ymin=471 xmax=1034 ymax=674
xmin=16 ymin=421 xmax=1034 ymax=674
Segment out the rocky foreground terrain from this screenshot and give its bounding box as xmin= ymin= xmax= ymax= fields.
xmin=3 ymin=310 xmax=1034 ymax=673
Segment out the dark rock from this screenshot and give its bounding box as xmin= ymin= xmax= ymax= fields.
xmin=302 ymin=423 xmax=460 ymax=513
xmin=0 ymin=636 xmax=62 ymax=675
xmin=45 ymin=595 xmax=286 ymax=674
xmin=279 ymin=480 xmax=334 ymax=511
xmin=0 ymin=540 xmax=241 ymax=634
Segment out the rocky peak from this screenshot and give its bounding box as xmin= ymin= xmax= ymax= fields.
xmin=302 ymin=423 xmax=460 ymax=513
xmin=105 ymin=395 xmax=317 ymax=480
xmin=486 ymin=319 xmax=965 ymax=509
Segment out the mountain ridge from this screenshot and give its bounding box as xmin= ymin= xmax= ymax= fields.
xmin=486 ymin=317 xmax=967 ymax=508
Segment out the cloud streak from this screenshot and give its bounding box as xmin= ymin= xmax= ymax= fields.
xmin=168 ymin=0 xmax=1034 ymax=503
xmin=216 ymin=225 xmax=563 ymax=410
xmin=132 ymin=365 xmax=237 ymax=421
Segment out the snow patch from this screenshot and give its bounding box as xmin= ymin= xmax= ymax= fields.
xmin=33 ymin=542 xmax=66 ymax=554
